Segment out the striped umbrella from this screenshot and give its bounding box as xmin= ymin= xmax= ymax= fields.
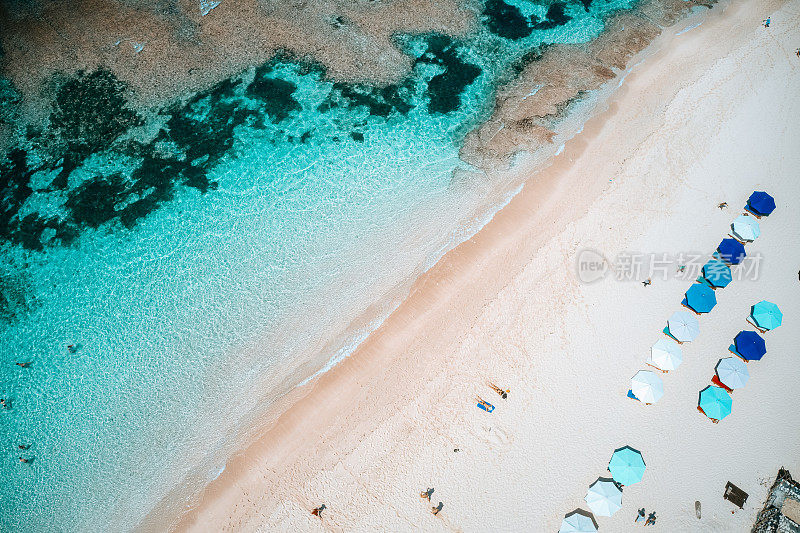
xmin=648 ymin=339 xmax=682 ymax=371
xmin=585 ymin=478 xmax=622 ymax=517
xmin=668 ymin=311 xmax=700 ymax=342
xmin=609 ymin=446 xmax=646 ymax=486
xmin=699 ymin=386 xmax=732 ymax=421
xmin=716 ymin=357 xmax=749 ymax=389
xmin=731 ymin=215 xmax=760 ymax=242
xmin=751 ymin=300 xmax=782 ymax=330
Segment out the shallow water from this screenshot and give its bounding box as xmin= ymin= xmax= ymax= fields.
xmin=0 ymin=1 xmax=636 ymax=530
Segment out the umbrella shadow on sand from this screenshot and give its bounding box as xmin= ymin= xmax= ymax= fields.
xmin=561 ymin=508 xmax=599 ymax=532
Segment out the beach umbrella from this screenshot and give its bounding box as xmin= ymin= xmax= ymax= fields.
xmin=667 ymin=311 xmax=700 ymax=342
xmin=734 ymin=330 xmax=766 ymax=361
xmin=559 ymin=511 xmax=597 ymax=533
xmin=648 ymin=338 xmax=682 ymax=371
xmin=630 ymin=370 xmax=664 ymax=404
xmin=685 ymin=284 xmax=717 ymax=313
xmin=702 ymin=259 xmax=732 ymax=288
xmin=699 ymin=386 xmax=732 ymax=420
xmin=716 ymin=357 xmax=750 ymax=389
xmin=751 ymin=300 xmax=783 ymax=330
xmin=717 ymin=238 xmax=746 ymax=265
xmin=609 ymin=446 xmax=646 ymax=486
xmin=731 ymin=215 xmax=761 ymax=242
xmin=747 ymin=191 xmax=776 ymax=216
xmin=585 ymin=479 xmax=623 ymax=517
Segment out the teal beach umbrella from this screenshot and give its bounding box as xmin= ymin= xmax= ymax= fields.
xmin=699 ymin=386 xmax=732 ymax=421
xmin=702 ymin=259 xmax=732 ymax=288
xmin=685 ymin=283 xmax=717 ymax=313
xmin=751 ymin=300 xmax=782 ymax=330
xmin=609 ymin=446 xmax=646 ymax=486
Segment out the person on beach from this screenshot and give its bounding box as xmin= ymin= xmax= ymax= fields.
xmin=488 ymin=382 xmax=509 ymax=399
xmin=431 ymin=502 xmax=443 ymax=516
xmin=717 ymin=202 xmax=728 ymax=209
xmin=642 ymin=278 xmax=652 ymax=287
xmin=645 ymin=512 xmax=657 ymax=526
xmin=311 ymin=504 xmax=326 ymax=517
xmin=763 ymin=17 xmax=770 ymax=27
xmin=476 ymin=396 xmax=494 ymax=412
xmin=635 ymin=508 xmax=646 ymax=523
xmin=420 ymin=487 xmax=434 ymax=501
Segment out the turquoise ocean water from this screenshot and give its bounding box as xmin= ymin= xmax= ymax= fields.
xmin=0 ymin=1 xmax=635 ymax=530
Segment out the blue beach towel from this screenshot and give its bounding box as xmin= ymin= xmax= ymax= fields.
xmin=478 ymin=402 xmax=495 ymax=413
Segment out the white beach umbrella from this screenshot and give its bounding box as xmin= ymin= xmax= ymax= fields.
xmin=559 ymin=511 xmax=597 ymax=533
xmin=648 ymin=338 xmax=683 ymax=371
xmin=716 ymin=357 xmax=750 ymax=389
xmin=732 ymin=215 xmax=760 ymax=242
xmin=584 ymin=479 xmax=622 ymax=517
xmin=630 ymin=370 xmax=664 ymax=404
xmin=667 ymin=311 xmax=700 ymax=342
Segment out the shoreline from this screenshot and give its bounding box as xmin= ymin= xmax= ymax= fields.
xmin=144 ymin=0 xmax=800 ymax=530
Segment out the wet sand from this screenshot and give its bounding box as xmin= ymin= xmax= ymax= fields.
xmin=155 ymin=0 xmax=800 ymax=531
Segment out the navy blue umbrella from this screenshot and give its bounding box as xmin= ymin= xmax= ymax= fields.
xmin=718 ymin=238 xmax=746 ymax=265
xmin=734 ymin=330 xmax=766 ymax=361
xmin=747 ymin=191 xmax=776 ymax=216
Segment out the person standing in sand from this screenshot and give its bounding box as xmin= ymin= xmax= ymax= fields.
xmin=431 ymin=502 xmax=443 ymax=516
xmin=420 ymin=487 xmax=434 ymax=501
xmin=645 ymin=511 xmax=657 ymax=525
xmin=311 ymin=504 xmax=326 ymax=517
xmin=635 ymin=508 xmax=646 ymax=523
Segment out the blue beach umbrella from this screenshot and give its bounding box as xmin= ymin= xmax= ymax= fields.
xmin=685 ymin=284 xmax=717 ymax=313
xmin=648 ymin=338 xmax=682 ymax=371
xmin=731 ymin=215 xmax=760 ymax=242
xmin=585 ymin=478 xmax=623 ymax=517
xmin=716 ymin=357 xmax=750 ymax=389
xmin=667 ymin=311 xmax=700 ymax=342
xmin=747 ymin=191 xmax=776 ymax=216
xmin=717 ymin=238 xmax=746 ymax=265
xmin=559 ymin=510 xmax=598 ymax=533
xmin=734 ymin=330 xmax=766 ymax=361
xmin=751 ymin=300 xmax=783 ymax=330
xmin=630 ymin=370 xmax=664 ymax=404
xmin=702 ymin=259 xmax=732 ymax=288
xmin=699 ymin=386 xmax=733 ymax=421
xmin=609 ymin=446 xmax=646 ymax=486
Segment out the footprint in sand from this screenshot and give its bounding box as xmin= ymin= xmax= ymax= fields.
xmin=476 ymin=424 xmax=513 ymax=450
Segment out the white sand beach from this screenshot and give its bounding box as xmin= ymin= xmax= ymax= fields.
xmin=166 ymin=0 xmax=800 ymax=531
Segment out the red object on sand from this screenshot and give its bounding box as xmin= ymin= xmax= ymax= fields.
xmin=711 ymin=375 xmax=733 ymax=393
